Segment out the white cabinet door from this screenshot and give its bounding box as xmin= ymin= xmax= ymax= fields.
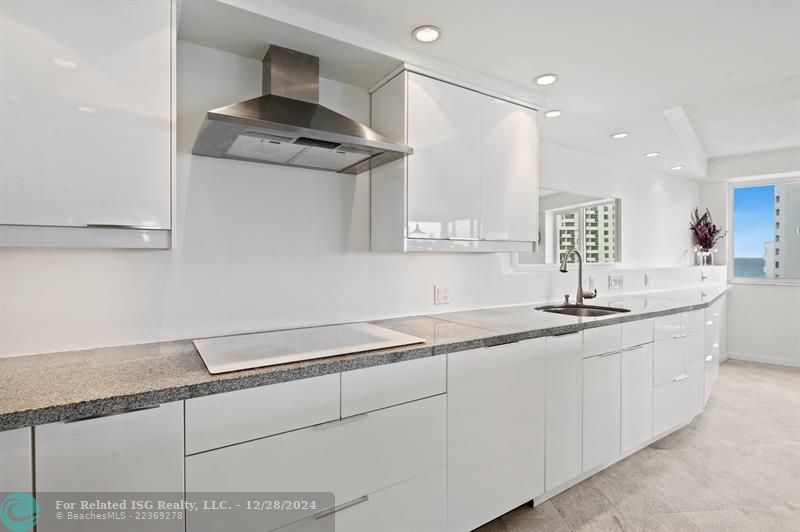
xmin=653 ymin=374 xmax=697 ymax=436
xmin=479 ymin=98 xmax=538 ymax=242
xmin=0 ymin=0 xmax=171 ymax=229
xmin=0 ymin=427 xmax=32 ymax=493
xmin=407 ymin=73 xmax=482 ymax=240
xmin=35 ymin=402 xmax=184 ymax=532
xmin=545 ymin=332 xmax=582 ymax=491
xmin=621 ymin=343 xmax=654 ymax=453
xmin=447 ymin=339 xmax=546 ymax=532
xmin=582 ymin=352 xmax=621 ymax=472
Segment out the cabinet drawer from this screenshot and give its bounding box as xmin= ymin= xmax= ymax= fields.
xmin=185 ymin=374 xmax=340 ymax=454
xmin=653 ymin=374 xmax=697 ymax=436
xmin=653 ymin=313 xmax=682 ymax=341
xmin=622 ymin=319 xmax=653 ymax=348
xmin=683 ymin=310 xmax=705 ymax=334
xmin=185 ymin=395 xmax=446 ymax=532
xmin=282 ymin=467 xmax=447 ymax=532
xmin=583 ymin=324 xmax=621 ymax=358
xmin=653 ymin=337 xmax=690 ymax=385
xmin=341 ymin=355 xmax=445 ymax=417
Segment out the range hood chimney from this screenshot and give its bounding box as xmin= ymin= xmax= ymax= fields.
xmin=192 ymin=45 xmax=412 ymax=174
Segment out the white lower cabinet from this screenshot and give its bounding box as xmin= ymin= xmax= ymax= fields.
xmin=447 ymin=339 xmax=546 ymax=532
xmin=653 ymin=373 xmax=698 ymax=436
xmin=0 ymin=427 xmax=32 ymax=493
xmin=582 ymin=352 xmax=621 ymax=472
xmin=621 ymin=344 xmax=654 ymax=453
xmin=280 ymin=467 xmax=447 ymax=532
xmin=545 ymin=332 xmax=583 ymax=492
xmin=185 ymin=394 xmax=446 ymax=532
xmin=35 ymin=402 xmax=185 ymax=532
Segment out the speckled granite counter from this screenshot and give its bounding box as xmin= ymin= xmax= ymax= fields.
xmin=0 ymin=285 xmax=729 ymax=431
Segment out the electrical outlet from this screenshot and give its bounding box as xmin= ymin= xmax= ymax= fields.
xmin=608 ymin=274 xmax=624 ymax=290
xmin=434 ymin=284 xmax=450 ymax=305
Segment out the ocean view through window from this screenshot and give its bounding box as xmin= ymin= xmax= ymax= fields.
xmin=733 ymin=181 xmax=800 ymax=280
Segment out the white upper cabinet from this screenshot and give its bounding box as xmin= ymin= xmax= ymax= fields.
xmin=371 ymin=68 xmax=539 ymax=252
xmin=407 ymin=73 xmax=482 ymax=241
xmin=0 ymin=0 xmax=172 ymax=246
xmin=479 ymin=97 xmax=539 ymax=242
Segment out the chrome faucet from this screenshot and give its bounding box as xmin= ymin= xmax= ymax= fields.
xmin=559 ymin=248 xmax=597 ymax=305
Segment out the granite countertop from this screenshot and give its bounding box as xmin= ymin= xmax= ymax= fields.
xmin=0 ymin=285 xmax=729 ymax=431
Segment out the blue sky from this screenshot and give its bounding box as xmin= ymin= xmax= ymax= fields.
xmin=733 ymin=185 xmax=775 ymax=258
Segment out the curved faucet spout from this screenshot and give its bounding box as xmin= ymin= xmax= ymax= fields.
xmin=559 ymin=247 xmax=596 ymax=304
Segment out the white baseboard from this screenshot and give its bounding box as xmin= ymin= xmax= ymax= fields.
xmin=727 ymin=351 xmax=800 ymax=368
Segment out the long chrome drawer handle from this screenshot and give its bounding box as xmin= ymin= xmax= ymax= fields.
xmin=314 ymin=495 xmax=369 ymax=520
xmin=64 ymin=404 xmax=160 ymax=423
xmin=85 ymin=223 xmax=164 ymax=230
xmin=673 ymin=374 xmax=690 ymax=382
xmin=672 ymin=333 xmax=690 ymax=339
xmin=313 ymin=413 xmax=369 ymax=430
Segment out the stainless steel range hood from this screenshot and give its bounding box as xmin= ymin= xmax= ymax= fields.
xmin=192 ymin=46 xmax=412 ymax=174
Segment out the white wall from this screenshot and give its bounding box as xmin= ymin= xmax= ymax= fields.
xmin=701 ymin=169 xmax=800 ymax=367
xmin=726 ymin=284 xmax=800 ymax=367
xmin=0 ymin=42 xmax=703 ymax=357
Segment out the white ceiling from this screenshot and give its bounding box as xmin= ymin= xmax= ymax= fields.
xmin=274 ymin=0 xmax=800 ymax=178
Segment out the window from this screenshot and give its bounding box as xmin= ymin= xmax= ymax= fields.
xmin=732 ymin=180 xmax=800 ymax=281
xmin=555 ymin=200 xmax=618 ymax=264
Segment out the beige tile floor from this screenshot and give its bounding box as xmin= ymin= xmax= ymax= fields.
xmin=477 ymin=360 xmax=800 ymax=532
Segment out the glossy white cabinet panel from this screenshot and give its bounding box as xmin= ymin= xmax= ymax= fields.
xmin=341 ymin=355 xmax=445 ymax=417
xmin=683 ymin=310 xmax=705 ymax=334
xmin=185 ymin=374 xmax=340 ymax=454
xmin=287 ymin=467 xmax=447 ymax=532
xmin=582 ymin=324 xmax=621 ymax=358
xmin=0 ymin=427 xmax=32 ymax=493
xmin=621 ymin=319 xmax=654 ymax=348
xmin=621 ymin=343 xmax=654 ymax=453
xmin=582 ymin=352 xmax=621 ymax=472
xmin=407 ymin=72 xmax=482 ymax=240
xmin=0 ymin=0 xmax=171 ymax=230
xmin=448 ymin=339 xmax=546 ymax=532
xmin=545 ymin=332 xmax=583 ymax=491
xmin=35 ymin=402 xmax=184 ymax=531
xmin=186 ymin=395 xmax=446 ymax=532
xmin=35 ymin=402 xmax=183 ymax=492
xmin=653 ymin=313 xmax=683 ymax=341
xmin=653 ymin=336 xmax=690 ymax=385
xmin=653 ymin=374 xmax=697 ymax=436
xmin=479 ymin=97 xmax=539 ymax=242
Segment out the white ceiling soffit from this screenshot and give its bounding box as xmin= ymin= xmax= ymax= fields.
xmin=263 ymin=0 xmax=800 ymax=180
xmin=177 ymin=0 xmax=401 ymax=88
xmin=663 ymin=106 xmax=708 ymax=177
xmin=684 ymin=75 xmax=800 ymax=159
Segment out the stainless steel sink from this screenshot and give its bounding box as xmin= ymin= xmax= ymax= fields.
xmin=536 ymin=304 xmax=630 ymax=317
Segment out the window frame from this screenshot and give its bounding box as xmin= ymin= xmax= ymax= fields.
xmin=727 ymin=175 xmax=800 ymax=286
xmin=513 ymin=197 xmax=622 ymax=271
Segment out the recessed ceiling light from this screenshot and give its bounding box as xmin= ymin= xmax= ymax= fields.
xmin=412 ymin=25 xmax=441 ymax=43
xmin=644 ymin=152 xmax=660 ymax=157
xmin=671 ymin=165 xmax=684 ymax=171
xmin=610 ymin=132 xmax=629 ymax=139
xmin=543 ymin=110 xmax=562 ymax=118
xmin=52 ymin=57 xmax=78 ymax=69
xmin=534 ymin=73 xmax=558 ymax=86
